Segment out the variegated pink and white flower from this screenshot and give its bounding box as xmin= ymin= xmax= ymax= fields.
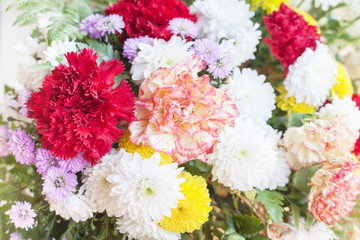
xmin=129 ymin=56 xmax=239 ymax=163
xmin=308 ymin=160 xmax=360 ymax=225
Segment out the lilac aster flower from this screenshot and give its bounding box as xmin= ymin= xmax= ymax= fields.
xmin=123 ymin=36 xmax=155 ymax=61
xmin=208 ymin=56 xmax=233 ymax=79
xmin=97 ymin=14 xmax=125 ymax=41
xmin=18 ymin=88 xmax=31 ymax=117
xmin=168 ymin=17 xmax=198 ymax=38
xmin=58 ymin=153 xmax=88 ymax=173
xmin=8 ymin=128 xmax=35 ymax=165
xmin=0 ymin=126 xmax=10 ymax=157
xmin=10 ymin=232 xmax=22 ymax=240
xmin=79 ymin=14 xmax=105 ymax=39
xmin=192 ymin=38 xmax=222 ymax=64
xmin=35 ymin=148 xmax=61 ymax=175
xmin=8 ymin=201 xmax=36 ymax=231
xmin=42 ymin=167 xmax=77 ymax=201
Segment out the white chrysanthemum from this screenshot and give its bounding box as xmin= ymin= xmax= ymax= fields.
xmin=284 ymin=42 xmax=337 ymax=107
xmin=280 ymin=217 xmax=337 ymax=240
xmin=107 ymin=152 xmax=185 ymax=223
xmin=314 ymin=0 xmax=341 ymax=11
xmin=222 ymin=68 xmax=275 ymax=123
xmin=42 ymin=36 xmax=77 ymax=67
xmin=13 ymin=37 xmax=47 ymax=64
xmin=83 ymin=149 xmax=131 ymax=217
xmin=130 ymin=36 xmax=193 ymax=85
xmin=116 ymin=215 xmax=180 ymax=240
xmin=318 ymin=95 xmax=360 ymax=135
xmin=220 ymin=23 xmax=261 ymax=67
xmin=190 ymin=0 xmax=254 ymax=41
xmin=208 ymin=118 xmax=289 ymax=191
xmin=48 ymin=190 xmax=97 ymax=223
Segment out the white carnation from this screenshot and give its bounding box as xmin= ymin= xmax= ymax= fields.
xmin=130 ymin=36 xmax=193 ymax=85
xmin=116 ymin=215 xmax=180 ymax=240
xmin=222 ymin=68 xmax=275 ymax=123
xmin=82 ymin=149 xmax=131 ymax=217
xmin=220 ymin=23 xmax=261 ymax=67
xmin=318 ymin=95 xmax=360 ymax=135
xmin=208 ymin=118 xmax=289 ymax=191
xmin=190 ymin=0 xmax=255 ymax=41
xmin=107 ymin=152 xmax=185 ymax=223
xmin=284 ymin=42 xmax=337 ymax=107
xmin=42 ymin=36 xmax=77 ymax=67
xmin=48 ymin=190 xmax=97 ymax=223
xmin=280 ymin=217 xmax=337 ymax=240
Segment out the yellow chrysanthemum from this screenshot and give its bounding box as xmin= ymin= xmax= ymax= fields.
xmin=252 ymin=0 xmax=288 ymax=14
xmin=158 ymin=172 xmax=212 ymax=233
xmin=331 ymin=63 xmax=354 ymax=99
xmin=293 ymin=8 xmax=321 ymax=34
xmin=275 ymin=85 xmax=316 ymax=115
xmin=118 ymin=129 xmax=173 ymax=165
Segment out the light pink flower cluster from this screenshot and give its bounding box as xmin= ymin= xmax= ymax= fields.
xmin=8 ymin=201 xmax=36 ymax=230
xmin=284 ymin=117 xmax=356 ymax=170
xmin=308 ymin=160 xmax=360 ymax=225
xmin=129 ymin=56 xmax=239 ymax=163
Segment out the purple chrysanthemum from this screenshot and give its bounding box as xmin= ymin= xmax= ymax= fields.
xmin=97 ymin=14 xmax=125 ymax=41
xmin=0 ymin=126 xmax=10 ymax=157
xmin=58 ymin=153 xmax=88 ymax=173
xmin=18 ymin=88 xmax=31 ymax=117
xmin=79 ymin=14 xmax=105 ymax=39
xmin=192 ymin=38 xmax=222 ymax=64
xmin=10 ymin=232 xmax=22 ymax=240
xmin=8 ymin=128 xmax=35 ymax=165
xmin=8 ymin=201 xmax=36 ymax=231
xmin=168 ymin=17 xmax=198 ymax=38
xmin=35 ymin=148 xmax=61 ymax=175
xmin=123 ymin=36 xmax=155 ymax=61
xmin=208 ymin=56 xmax=233 ymax=79
xmin=42 ymin=167 xmax=77 ymax=201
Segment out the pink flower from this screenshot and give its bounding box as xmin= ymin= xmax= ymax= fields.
xmin=284 ymin=118 xmax=355 ymax=170
xmin=308 ymin=160 xmax=360 ymax=225
xmin=8 ymin=201 xmax=36 ymax=230
xmin=129 ymin=56 xmax=239 ymax=163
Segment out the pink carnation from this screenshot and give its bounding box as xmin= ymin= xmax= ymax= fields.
xmin=308 ymin=160 xmax=360 ymax=225
xmin=129 ymin=56 xmax=239 ymax=163
xmin=284 ymin=118 xmax=355 ymax=170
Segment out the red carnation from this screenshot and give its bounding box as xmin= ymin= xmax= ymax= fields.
xmin=352 ymin=93 xmax=360 ymax=156
xmin=263 ymin=3 xmax=320 ymax=75
xmin=105 ymin=0 xmax=196 ymax=41
xmin=27 ymin=49 xmax=135 ymax=165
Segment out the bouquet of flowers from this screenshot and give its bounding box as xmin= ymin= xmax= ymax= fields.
xmin=1 ymin=0 xmax=360 ymax=239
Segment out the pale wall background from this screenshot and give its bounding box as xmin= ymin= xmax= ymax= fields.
xmin=0 ymin=2 xmax=33 ymax=96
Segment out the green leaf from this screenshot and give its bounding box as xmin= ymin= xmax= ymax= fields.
xmin=85 ymin=39 xmax=121 ymax=62
xmin=292 ymin=164 xmax=321 ymax=192
xmin=256 ymin=190 xmax=284 ymax=224
xmin=6 ymin=0 xmax=30 ymax=11
xmin=286 ymin=113 xmax=317 ymax=127
xmin=0 ymin=167 xmax=6 ymax=180
xmin=233 ymin=214 xmax=264 ymax=237
xmin=290 ymin=203 xmax=301 ymax=229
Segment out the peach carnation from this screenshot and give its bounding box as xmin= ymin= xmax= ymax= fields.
xmin=284 ymin=118 xmax=355 ymax=170
xmin=308 ymin=160 xmax=360 ymax=225
xmin=129 ymin=56 xmax=239 ymax=163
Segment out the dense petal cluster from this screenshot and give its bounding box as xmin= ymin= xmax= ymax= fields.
xmin=308 ymin=160 xmax=360 ymax=225
xmin=27 ymin=48 xmax=135 ymax=165
xmin=252 ymin=0 xmax=289 ymax=14
xmin=275 ymin=85 xmax=316 ymax=114
xmin=190 ymin=0 xmax=255 ymax=41
xmin=8 ymin=128 xmax=35 ymax=165
xmin=168 ymin=18 xmax=198 ymax=39
xmin=284 ymin=42 xmax=337 ymax=107
xmin=263 ymin=3 xmax=320 ymax=74
xmin=208 ymin=118 xmax=290 ymax=191
xmin=331 ymin=63 xmax=354 ymax=99
xmin=352 ymin=93 xmax=360 ymax=156
xmin=107 ymin=152 xmax=185 ymax=223
xmin=159 ymin=172 xmax=212 ymax=233
xmin=8 ymin=201 xmax=36 ymax=231
xmin=129 ymin=56 xmax=239 ymax=163
xmin=222 ymin=68 xmax=275 ymax=123
xmin=105 ymin=0 xmax=196 ymax=40
xmin=123 ymin=36 xmax=155 ymax=62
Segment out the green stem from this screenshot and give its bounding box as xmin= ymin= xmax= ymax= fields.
xmin=198 ymin=229 xmax=204 ymax=240
xmin=121 ymin=233 xmax=127 ymax=240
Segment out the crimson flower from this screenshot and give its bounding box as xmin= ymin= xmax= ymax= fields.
xmin=27 ymin=48 xmax=135 ymax=165
xmin=263 ymin=3 xmax=320 ymax=75
xmin=352 ymin=93 xmax=360 ymax=156
xmin=105 ymin=0 xmax=196 ymax=41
